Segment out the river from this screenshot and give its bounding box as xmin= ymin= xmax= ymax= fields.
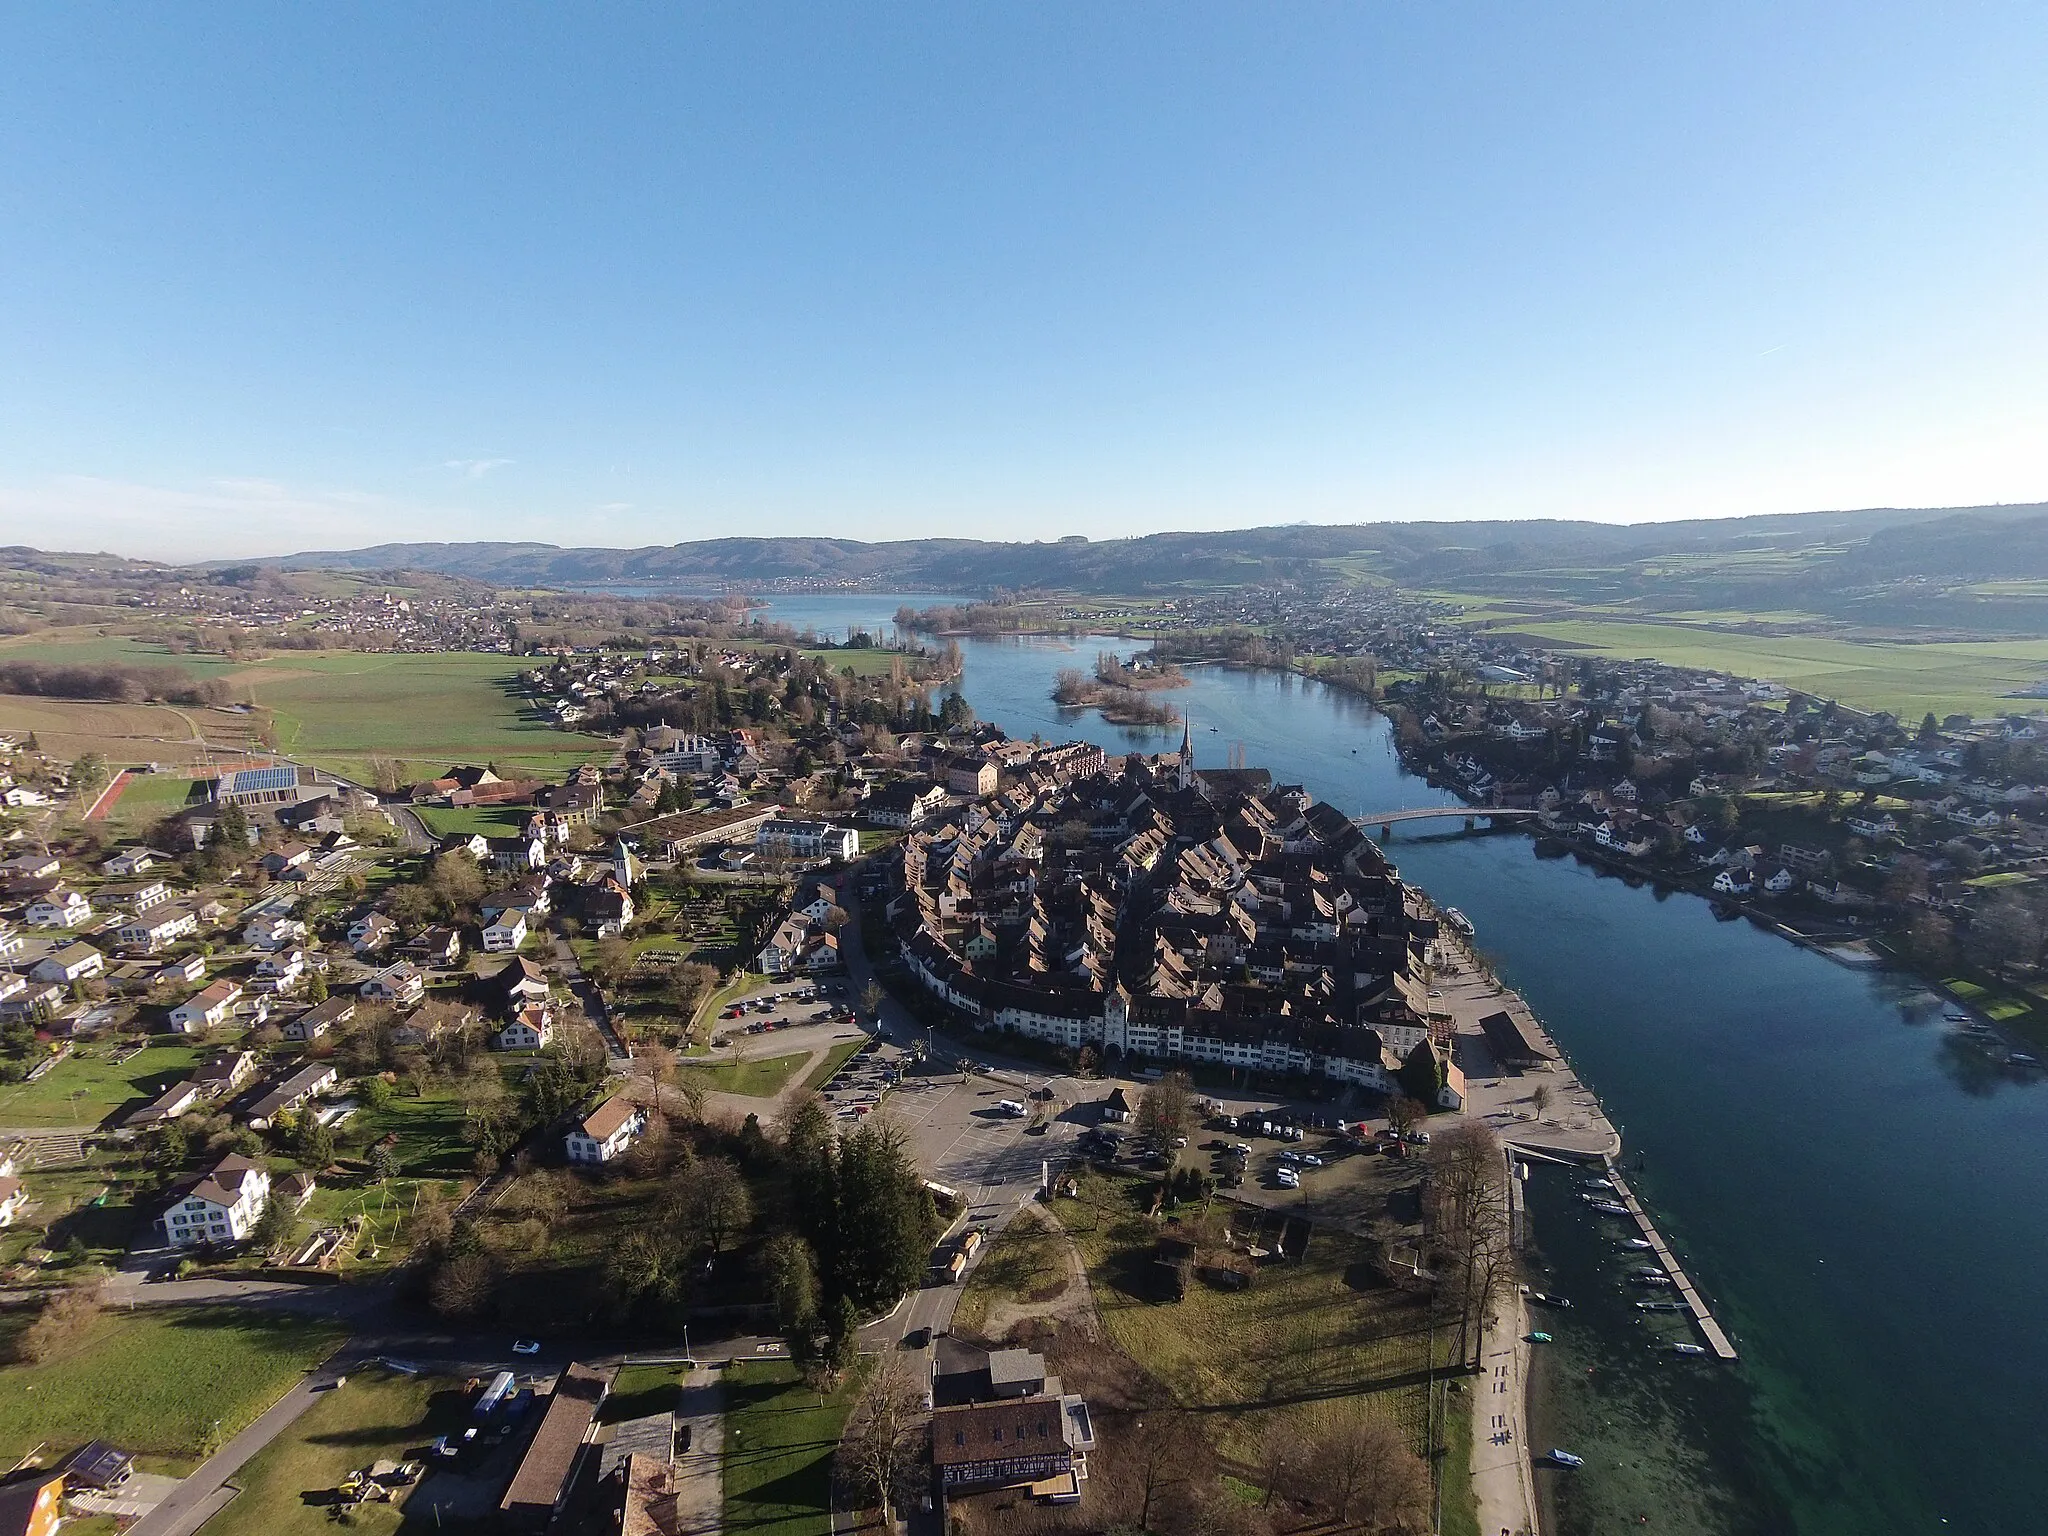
xmin=747 ymin=594 xmax=2048 ymax=1535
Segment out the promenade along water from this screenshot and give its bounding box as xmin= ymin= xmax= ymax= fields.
xmin=751 ymin=599 xmax=2048 ymax=1535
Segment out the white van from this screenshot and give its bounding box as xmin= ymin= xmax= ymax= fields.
xmin=996 ymin=1099 xmax=1027 ymax=1117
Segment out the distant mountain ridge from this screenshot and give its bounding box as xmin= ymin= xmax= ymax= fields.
xmin=262 ymin=502 xmax=2048 ymax=599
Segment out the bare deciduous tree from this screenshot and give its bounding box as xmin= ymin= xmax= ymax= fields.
xmin=835 ymin=1351 xmax=926 ymax=1524
xmin=1426 ymin=1119 xmax=1513 ymax=1370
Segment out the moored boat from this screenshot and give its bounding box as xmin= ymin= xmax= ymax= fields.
xmin=1545 ymin=1450 xmax=1585 ymax=1468
xmin=1589 ymin=1200 xmax=1630 ymax=1216
xmin=1668 ymin=1343 xmax=1708 ymax=1356
xmin=1443 ymin=907 xmax=1475 ymax=937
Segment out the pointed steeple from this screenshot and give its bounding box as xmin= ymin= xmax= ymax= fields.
xmin=1178 ymin=720 xmax=1195 ymax=790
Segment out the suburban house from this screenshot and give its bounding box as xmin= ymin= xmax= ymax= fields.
xmin=756 ymin=915 xmax=838 ymax=976
xmin=404 ymin=926 xmax=463 ymax=966
xmin=124 ymin=1079 xmax=205 ymax=1129
xmin=98 ymin=878 xmax=171 ymax=912
xmin=243 ymin=914 xmax=308 ymax=951
xmin=0 ymin=852 xmax=60 ymax=881
xmin=0 ymin=982 xmax=64 ymax=1023
xmin=348 ymin=912 xmax=399 ymax=953
xmin=255 ymin=947 xmax=310 ymax=990
xmin=485 ymin=835 xmax=549 ymax=872
xmin=30 ymin=943 xmax=104 ymax=985
xmin=194 ymin=1048 xmax=258 ymax=1096
xmin=169 ymin=980 xmax=243 ymax=1034
xmin=0 ymin=924 xmax=20 ymax=963
xmin=360 ymin=963 xmax=426 ymax=1007
xmin=565 ymin=1095 xmax=648 ymax=1164
xmin=161 ymin=1154 xmax=271 ymax=1246
xmin=246 ymin=1063 xmax=340 ymax=1129
xmin=24 ymin=889 xmax=91 ymax=929
xmin=496 ymin=1004 xmax=554 ymax=1051
xmin=579 ymin=879 xmax=634 ymax=938
xmin=115 ymin=907 xmax=198 ymax=953
xmin=494 ymin=957 xmax=552 ymax=1011
xmin=103 ymin=847 xmax=166 ymax=876
xmin=260 ymin=843 xmax=313 ymax=878
xmin=283 ymin=995 xmax=356 ymax=1042
xmin=930 ymin=1396 xmax=1093 ymax=1501
xmin=481 ymin=909 xmax=529 ymax=953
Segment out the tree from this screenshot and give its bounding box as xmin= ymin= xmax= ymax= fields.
xmin=69 ymin=752 xmax=108 ymax=801
xmin=430 ymin=1251 xmax=499 ymax=1318
xmin=303 ymin=966 xmax=328 ymax=1004
xmin=836 ymin=1352 xmax=926 ymax=1524
xmin=427 ymin=850 xmax=486 ymax=914
xmin=294 ymin=1117 xmax=335 ymax=1171
xmin=251 ymin=1195 xmax=299 ymax=1257
xmin=1135 ymin=1070 xmax=1195 ymax=1156
xmin=1969 ymin=895 xmax=2045 ymax=980
xmin=1426 ymin=1120 xmax=1512 ymax=1370
xmin=590 ymin=936 xmax=634 ymax=992
xmin=1397 ymin=1040 xmax=1446 ymax=1108
xmin=666 ymin=959 xmax=718 ymax=1016
xmin=1528 ymin=1081 xmax=1553 ymax=1120
xmin=760 ymin=1232 xmax=822 ymax=1345
xmin=214 ymin=799 xmax=250 ymax=850
xmin=859 ymin=979 xmax=884 ymax=1019
xmin=1302 ymin=1418 xmax=1430 ymax=1532
xmin=368 ymin=1141 xmax=399 ymax=1183
xmin=675 ymin=1156 xmax=754 ymax=1258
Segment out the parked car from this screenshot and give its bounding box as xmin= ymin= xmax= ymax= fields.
xmin=512 ymin=1338 xmax=541 ymax=1356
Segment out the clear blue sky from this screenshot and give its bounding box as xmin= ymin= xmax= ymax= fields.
xmin=2 ymin=3 xmax=2045 ymax=559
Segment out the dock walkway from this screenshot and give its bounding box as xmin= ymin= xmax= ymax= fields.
xmin=1603 ymin=1158 xmax=1737 ymax=1359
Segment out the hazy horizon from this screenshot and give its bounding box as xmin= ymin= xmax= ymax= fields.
xmin=4 ymin=4 xmax=2047 ymax=560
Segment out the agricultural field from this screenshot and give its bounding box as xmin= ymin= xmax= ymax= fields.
xmin=721 ymin=1358 xmax=862 ymax=1536
xmin=225 ymin=651 xmax=606 ymax=782
xmin=188 ymin=1365 xmax=461 ymax=1536
xmin=1440 ymin=606 xmax=2048 ymax=719
xmin=0 ymin=1306 xmax=346 ymax=1468
xmin=0 ymin=631 xmax=608 ymax=784
xmin=0 ymin=1040 xmax=201 ymax=1129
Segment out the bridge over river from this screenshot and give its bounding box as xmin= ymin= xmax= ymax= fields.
xmin=1350 ymin=805 xmax=1542 ymax=831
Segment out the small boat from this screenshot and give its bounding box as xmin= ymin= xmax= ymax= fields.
xmin=1631 ymin=1274 xmax=1675 ymax=1288
xmin=1527 ymin=1291 xmax=1572 ymax=1309
xmin=1443 ymin=908 xmax=1475 ymax=937
xmin=1632 ymin=1265 xmax=1669 ymax=1279
xmin=1618 ymin=1237 xmax=1653 ymax=1250
xmin=1525 ymin=1331 xmax=1552 ymax=1343
xmin=1636 ymin=1300 xmax=1687 ymax=1312
xmin=1668 ymin=1343 xmax=1708 ymax=1356
xmin=1589 ymin=1201 xmax=1630 ymax=1216
xmin=1582 ymin=1177 xmax=1615 ymax=1191
xmin=1545 ymin=1450 xmax=1585 ymax=1469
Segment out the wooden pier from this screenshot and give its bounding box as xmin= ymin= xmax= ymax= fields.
xmin=1603 ymin=1158 xmax=1737 ymax=1359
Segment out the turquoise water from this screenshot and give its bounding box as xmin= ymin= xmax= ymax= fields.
xmin=748 ymin=595 xmax=2048 ymax=1535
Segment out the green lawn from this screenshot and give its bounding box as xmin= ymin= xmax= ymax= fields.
xmin=0 ymin=1041 xmax=201 ymax=1129
xmin=0 ymin=1306 xmax=346 ymax=1467
xmin=677 ymin=1050 xmax=812 ymax=1098
xmin=200 ymin=1366 xmax=462 ymax=1536
xmin=410 ymin=804 xmax=533 ymax=839
xmin=722 ymin=1358 xmax=861 ymax=1536
xmin=102 ymin=772 xmax=205 ymax=824
xmin=799 ymin=1039 xmax=864 ymax=1094
xmin=1051 ymin=1168 xmax=1440 ymax=1461
xmin=604 ymin=1363 xmax=684 ymax=1423
xmin=353 ymin=1088 xmax=472 ymax=1178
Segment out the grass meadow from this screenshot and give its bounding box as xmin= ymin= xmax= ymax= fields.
xmin=0 ymin=1306 xmax=346 ymax=1467
xmin=0 ymin=1040 xmax=201 ymax=1128
xmin=722 ymin=1357 xmax=862 ymax=1536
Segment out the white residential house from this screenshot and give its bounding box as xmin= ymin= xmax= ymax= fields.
xmin=283 ymin=995 xmax=356 ymax=1042
xmin=565 ymin=1095 xmax=648 ymax=1164
xmin=348 ymin=912 xmax=399 ymax=953
xmin=243 ymin=914 xmax=309 ymax=952
xmin=246 ymin=1063 xmax=340 ymax=1129
xmin=0 ymin=923 xmax=20 ymax=963
xmin=102 ymin=847 xmax=167 ymax=876
xmin=2 ymin=787 xmax=53 ymax=808
xmin=256 ymin=947 xmax=310 ymax=990
xmin=361 ymin=963 xmax=426 ymax=1007
xmin=25 ymin=889 xmax=92 ymax=929
xmin=169 ymin=979 xmax=244 ymax=1033
xmin=1762 ymin=868 xmax=1798 ymax=894
xmin=494 ymin=1004 xmax=554 ymax=1050
xmin=162 ymin=1154 xmax=271 ymax=1246
xmin=756 ymin=818 xmax=860 ymax=863
xmin=31 ymin=942 xmax=104 ymax=985
xmin=116 ymin=907 xmax=199 ymax=954
xmin=481 ymin=909 xmax=529 ymax=953
xmin=1712 ymin=869 xmax=1753 ymax=896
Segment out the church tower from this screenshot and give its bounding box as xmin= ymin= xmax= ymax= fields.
xmin=1178 ymin=720 xmax=1195 ymax=791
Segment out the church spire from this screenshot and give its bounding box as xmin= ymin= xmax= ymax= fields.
xmin=1178 ymin=720 xmax=1195 ymax=790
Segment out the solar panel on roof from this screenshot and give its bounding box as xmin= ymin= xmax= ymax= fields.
xmin=225 ymin=765 xmax=297 ymax=793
